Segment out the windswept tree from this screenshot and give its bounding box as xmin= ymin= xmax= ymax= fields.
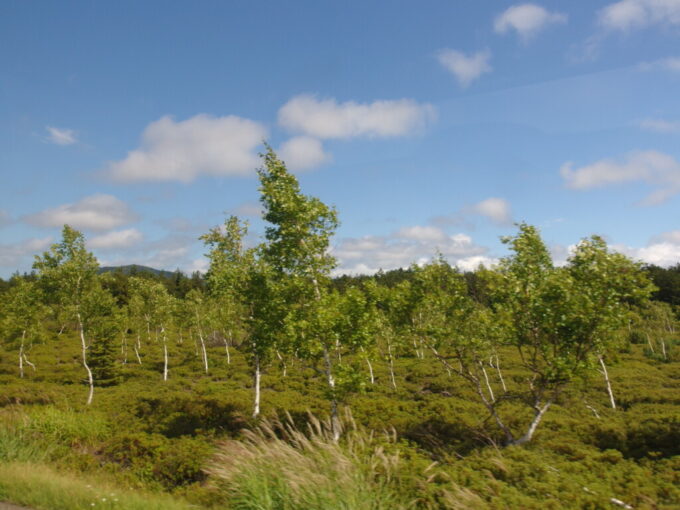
xmin=258 ymin=147 xmax=351 ymax=438
xmin=2 ymin=278 xmax=47 ymax=378
xmin=202 ymin=215 xmax=272 ymax=417
xmin=128 ymin=277 xmax=176 ymax=381
xmin=489 ymin=224 xmax=654 ymax=445
xmin=34 ymin=225 xmax=101 ymax=405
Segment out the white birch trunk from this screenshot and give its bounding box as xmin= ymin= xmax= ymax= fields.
xmin=77 ymin=313 xmax=94 ymax=406
xmin=646 ymin=332 xmax=655 ymax=353
xmin=510 ymin=401 xmax=552 ymax=446
xmin=134 ymin=333 xmax=142 ymax=364
xmin=252 ymin=354 xmax=261 ymax=419
xmin=360 ymin=347 xmax=374 ymax=384
xmin=161 ymin=324 xmax=169 ymax=382
xmin=323 ymin=347 xmax=341 ymax=442
xmin=492 ymin=353 xmax=507 ymax=392
xmin=598 ymin=355 xmax=616 ymax=409
xmin=480 ymin=361 xmax=495 ymax=403
xmin=19 ymin=330 xmax=27 ymax=378
xmin=387 ymin=340 xmax=397 ymax=390
xmin=275 ymin=349 xmax=287 ymax=377
xmin=198 ymin=331 xmax=209 ymax=374
xmin=224 ymin=330 xmax=232 ymax=364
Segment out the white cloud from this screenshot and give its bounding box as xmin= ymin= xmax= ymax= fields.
xmin=470 ymin=197 xmax=513 ymax=225
xmin=232 ymin=201 xmax=263 ymax=218
xmin=614 ymin=231 xmax=680 ymax=266
xmin=46 ymin=126 xmax=77 ymax=145
xmin=437 ymin=49 xmax=492 ymax=88
xmin=88 ymin=228 xmax=143 ymax=251
xmin=24 ymin=194 xmax=138 ymax=231
xmin=278 ymin=136 xmax=330 ymax=171
xmin=107 ymin=114 xmax=267 ymax=182
xmin=640 ymin=118 xmax=680 ymax=133
xmin=333 ymin=226 xmax=494 ymax=275
xmin=187 ymin=258 xmax=209 ymax=274
xmin=599 ymin=0 xmax=680 ymax=31
xmin=560 ymin=150 xmax=680 ymax=205
xmin=494 ymin=4 xmax=567 ymax=40
xmin=278 ymin=95 xmax=435 ymax=139
xmin=653 ymin=230 xmax=680 ymax=244
xmin=0 ymin=237 xmax=52 ymax=268
xmin=0 ymin=210 xmax=11 ymax=228
xmin=639 ymin=56 xmax=680 ymax=72
xmin=395 ymin=225 xmax=448 ymax=242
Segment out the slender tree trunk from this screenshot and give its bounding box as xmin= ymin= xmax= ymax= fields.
xmin=509 ymin=401 xmax=552 ymax=446
xmin=134 ymin=333 xmax=142 ymax=364
xmin=323 ymin=347 xmax=341 ymax=442
xmin=361 ymin=347 xmax=374 ymax=384
xmin=19 ymin=330 xmax=25 ymax=378
xmin=660 ymin=339 xmax=667 ymax=361
xmin=387 ymin=340 xmax=397 ymax=390
xmin=22 ymin=354 xmax=35 ymax=372
xmin=480 ymin=361 xmax=495 ymax=403
xmin=224 ymin=330 xmax=232 ymax=364
xmin=77 ymin=313 xmax=94 ymax=406
xmin=161 ymin=324 xmax=169 ymax=381
xmin=197 ymin=331 xmax=209 ymax=374
xmin=645 ymin=332 xmax=655 ymax=353
xmin=121 ymin=332 xmax=128 ymax=364
xmin=598 ymin=354 xmax=616 ymax=409
xmin=195 ymin=311 xmax=209 ymax=374
xmin=275 ymin=349 xmax=287 ymax=377
xmin=491 ymin=353 xmax=507 ymax=392
xmin=252 ymin=353 xmax=261 ymax=419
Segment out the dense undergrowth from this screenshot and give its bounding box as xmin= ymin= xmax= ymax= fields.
xmin=0 ymin=327 xmax=678 ymax=509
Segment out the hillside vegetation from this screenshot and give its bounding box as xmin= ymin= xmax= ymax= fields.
xmin=1 ymin=149 xmax=678 ymax=509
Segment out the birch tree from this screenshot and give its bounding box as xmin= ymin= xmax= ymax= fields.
xmin=34 ymin=225 xmax=100 ymax=405
xmin=257 ymin=147 xmax=344 ymax=437
xmin=491 ymin=224 xmax=654 ymax=445
xmin=2 ymin=279 xmax=47 ymax=378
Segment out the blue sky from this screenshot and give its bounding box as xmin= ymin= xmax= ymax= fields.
xmin=2 ymin=0 xmax=680 ymax=277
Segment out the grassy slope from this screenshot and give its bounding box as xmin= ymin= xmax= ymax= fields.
xmin=0 ymin=329 xmax=678 ymax=509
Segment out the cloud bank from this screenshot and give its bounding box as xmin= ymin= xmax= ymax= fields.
xmin=560 ymin=150 xmax=680 ymax=205
xmin=107 ymin=114 xmax=267 ymax=182
xmin=494 ymin=4 xmax=567 ymax=40
xmin=278 ymin=95 xmax=435 ymax=139
xmin=437 ymin=49 xmax=492 ymax=88
xmin=24 ymin=194 xmax=138 ymax=231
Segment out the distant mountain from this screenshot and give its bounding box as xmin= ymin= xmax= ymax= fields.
xmin=98 ymin=265 xmax=179 ymax=279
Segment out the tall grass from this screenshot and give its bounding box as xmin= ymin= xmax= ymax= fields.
xmin=208 ymin=411 xmax=409 ymax=510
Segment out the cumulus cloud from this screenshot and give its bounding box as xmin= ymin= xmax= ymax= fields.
xmin=560 ymin=150 xmax=680 ymax=205
xmin=278 ymin=136 xmax=330 ymax=171
xmin=639 ymin=56 xmax=680 ymax=72
xmin=24 ymin=194 xmax=138 ymax=232
xmin=494 ymin=4 xmax=567 ymax=40
xmin=640 ymin=118 xmax=680 ymax=133
xmin=470 ymin=198 xmax=513 ymax=225
xmin=107 ymin=114 xmax=267 ymax=182
xmin=437 ymin=49 xmax=492 ymax=88
xmin=599 ymin=0 xmax=680 ymax=31
xmin=0 ymin=210 xmax=11 ymax=228
xmin=278 ymin=95 xmax=435 ymax=139
xmin=333 ymin=226 xmax=495 ymax=275
xmin=0 ymin=237 xmax=52 ymax=268
xmin=46 ymin=126 xmax=77 ymax=145
xmin=232 ymin=202 xmax=263 ymax=218
xmin=613 ymin=231 xmax=680 ymax=267
xmin=88 ymin=228 xmax=143 ymax=251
